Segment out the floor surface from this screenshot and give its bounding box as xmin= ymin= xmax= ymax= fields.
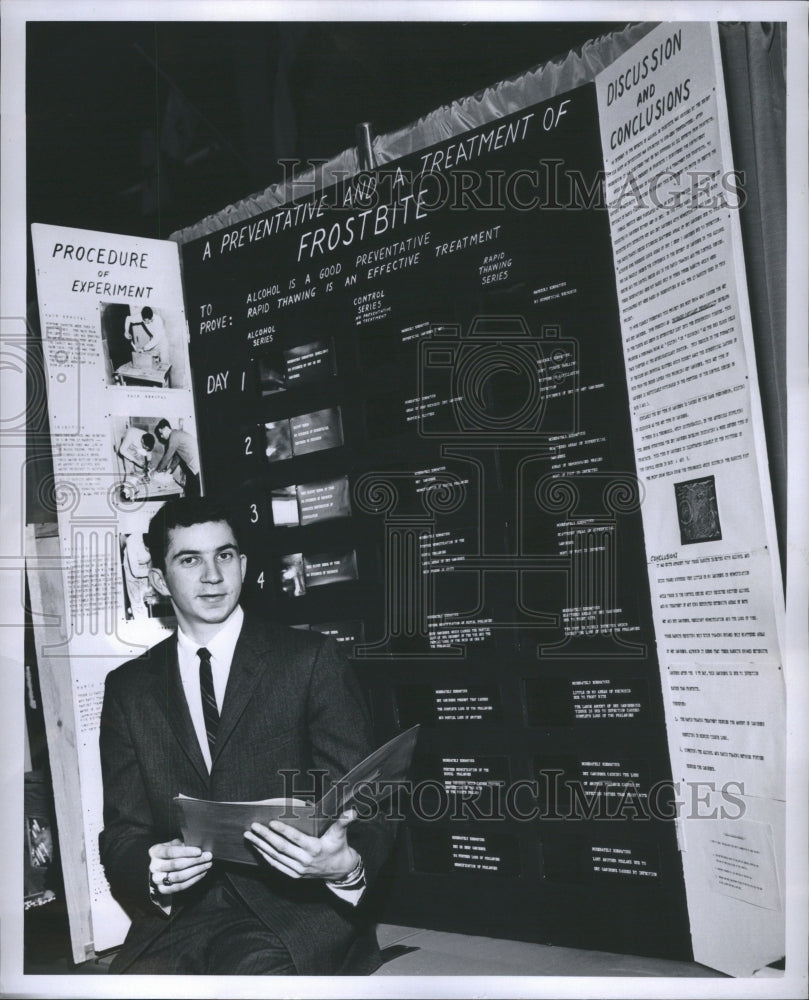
xmin=23 ymin=903 xmax=728 ymax=979
xmin=373 ymin=923 xmax=727 ymax=977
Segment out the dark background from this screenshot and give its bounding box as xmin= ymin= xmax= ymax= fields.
xmin=24 ymin=18 xmax=629 ymax=525
xmin=21 ymin=15 xmax=788 ymax=975
xmin=26 ymin=20 xmax=628 ymax=242
xmin=176 ymin=77 xmax=691 ymax=958
xmin=24 ymin=19 xmax=636 ymax=967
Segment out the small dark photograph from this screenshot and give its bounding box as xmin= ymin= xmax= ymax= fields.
xmin=280 ymin=552 xmax=306 ymax=597
xmin=674 ymin=474 xmax=722 ymax=545
xmin=119 ymin=532 xmax=173 ymax=621
xmin=264 ymin=419 xmax=294 ymax=462
xmin=255 ymin=348 xmax=288 ymax=395
xmin=100 ymin=301 xmax=188 ymax=388
xmin=271 ymin=485 xmax=300 ymax=527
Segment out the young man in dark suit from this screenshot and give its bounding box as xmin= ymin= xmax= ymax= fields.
xmin=99 ymin=498 xmax=393 ymax=975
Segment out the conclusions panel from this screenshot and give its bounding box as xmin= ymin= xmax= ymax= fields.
xmin=180 ymin=84 xmax=690 ymax=957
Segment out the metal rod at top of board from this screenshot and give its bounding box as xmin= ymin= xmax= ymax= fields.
xmin=355 ymin=122 xmax=377 ymax=171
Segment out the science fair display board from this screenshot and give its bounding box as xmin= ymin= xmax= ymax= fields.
xmin=595 ymin=24 xmax=785 ymax=976
xmin=30 ymin=23 xmax=784 ymax=975
xmin=30 ymin=225 xmax=195 ymax=957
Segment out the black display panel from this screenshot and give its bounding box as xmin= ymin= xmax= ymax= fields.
xmin=524 ymin=676 xmax=651 ymax=727
xmin=410 ymin=827 xmax=521 ymax=878
xmin=180 ymin=84 xmax=689 ymax=958
xmin=541 ymin=836 xmax=663 ymax=887
xmin=395 ymin=684 xmax=503 ymax=727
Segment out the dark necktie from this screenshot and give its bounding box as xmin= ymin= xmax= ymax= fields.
xmin=197 ymin=647 xmax=219 ymax=757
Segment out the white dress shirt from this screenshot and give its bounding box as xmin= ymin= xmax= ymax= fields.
xmin=172 ymin=606 xmax=364 ymax=905
xmin=177 ymin=605 xmax=244 ymax=773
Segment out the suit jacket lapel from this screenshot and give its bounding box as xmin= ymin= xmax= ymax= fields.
xmin=212 ymin=614 xmax=270 ymax=767
xmin=148 ymin=635 xmax=209 ymax=785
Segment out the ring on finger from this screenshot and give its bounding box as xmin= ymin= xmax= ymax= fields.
xmin=163 ymin=873 xmax=171 ymax=887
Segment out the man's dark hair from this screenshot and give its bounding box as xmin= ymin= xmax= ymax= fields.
xmin=141 ymin=306 xmax=154 ymax=321
xmin=154 ymin=418 xmax=171 ymax=438
xmin=145 ymin=498 xmax=242 ymax=572
xmin=141 ymin=432 xmax=155 ymax=451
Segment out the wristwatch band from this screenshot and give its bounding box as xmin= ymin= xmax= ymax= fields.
xmin=328 ymin=855 xmax=365 ymax=889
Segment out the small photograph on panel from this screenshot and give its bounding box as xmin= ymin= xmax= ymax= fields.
xmin=280 ymin=553 xmax=306 ymax=597
xmin=674 ymin=474 xmax=722 ymax=544
xmin=255 ymin=347 xmax=287 ymax=395
xmin=118 ymin=532 xmax=173 ymax=621
xmin=111 ymin=415 xmax=199 ymax=502
xmin=24 ymin=771 xmax=58 ymax=902
xmin=280 ymin=550 xmax=359 ymax=598
xmin=270 ymin=485 xmax=301 ymax=527
xmin=24 ymin=815 xmax=53 ymax=891
xmin=263 ymin=419 xmax=294 ymax=462
xmin=100 ymin=301 xmax=188 ymax=389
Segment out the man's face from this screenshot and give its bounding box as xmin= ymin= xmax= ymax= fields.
xmin=149 ymin=520 xmax=246 ymax=640
xmin=155 ymin=426 xmax=170 ymax=444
